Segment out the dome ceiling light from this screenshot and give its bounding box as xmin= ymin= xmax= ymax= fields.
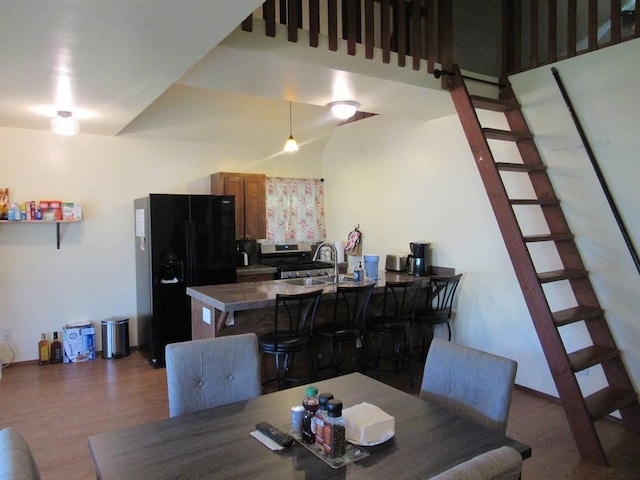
xmin=328 ymin=100 xmax=360 ymax=120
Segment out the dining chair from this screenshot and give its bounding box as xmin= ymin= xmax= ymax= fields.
xmin=420 ymin=338 xmax=517 ymax=434
xmin=313 ymin=282 xmax=374 ymax=376
xmin=428 ymin=446 xmax=522 ymax=480
xmin=165 ymin=333 xmax=262 ymax=417
xmin=366 ymin=279 xmax=421 ymax=388
xmin=258 ymin=289 xmax=323 ymax=390
xmin=0 ymin=427 xmax=41 ymax=480
xmin=413 ymin=274 xmax=462 ymax=359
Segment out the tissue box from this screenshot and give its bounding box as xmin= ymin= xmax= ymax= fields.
xmin=63 ymin=323 xmax=96 ymax=363
xmin=342 ymin=402 xmax=395 ymax=445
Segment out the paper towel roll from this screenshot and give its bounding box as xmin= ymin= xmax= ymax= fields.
xmin=334 ymin=240 xmax=345 ymax=263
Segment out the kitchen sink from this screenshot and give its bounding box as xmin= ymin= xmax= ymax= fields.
xmin=280 ymin=277 xmax=332 ymax=287
xmin=280 ymin=274 xmax=355 ymax=287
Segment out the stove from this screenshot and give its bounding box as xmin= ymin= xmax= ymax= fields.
xmin=259 ymin=242 xmax=334 ymax=279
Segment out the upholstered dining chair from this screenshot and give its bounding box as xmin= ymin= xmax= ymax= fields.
xmin=428 ymin=446 xmax=522 ymax=480
xmin=420 ymin=339 xmax=518 ymax=434
xmin=165 ymin=333 xmax=262 ymax=417
xmin=314 ymin=282 xmax=374 ymax=375
xmin=258 ymin=289 xmax=323 ymax=390
xmin=0 ymin=427 xmax=41 ymax=480
xmin=413 ymin=274 xmax=462 ymax=358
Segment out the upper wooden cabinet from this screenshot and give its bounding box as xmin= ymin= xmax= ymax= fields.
xmin=211 ymin=172 xmax=266 ymax=240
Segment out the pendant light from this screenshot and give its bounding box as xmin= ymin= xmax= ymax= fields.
xmin=283 ymin=101 xmax=299 ymax=152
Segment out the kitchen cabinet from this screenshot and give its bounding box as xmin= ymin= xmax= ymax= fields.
xmin=211 ymin=172 xmax=266 ymax=240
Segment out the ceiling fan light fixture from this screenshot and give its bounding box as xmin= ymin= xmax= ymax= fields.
xmin=328 ymin=100 xmax=360 ymax=120
xmin=51 ymin=110 xmax=79 ymax=136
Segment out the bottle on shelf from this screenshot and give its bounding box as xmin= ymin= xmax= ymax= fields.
xmin=50 ymin=331 xmax=63 ymax=364
xmin=38 ymin=334 xmax=50 ymax=365
xmin=301 ymin=385 xmax=319 ymax=443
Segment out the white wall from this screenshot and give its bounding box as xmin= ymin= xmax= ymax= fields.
xmin=0 ymin=128 xmax=322 ymax=363
xmin=322 ymin=39 xmax=640 ymax=397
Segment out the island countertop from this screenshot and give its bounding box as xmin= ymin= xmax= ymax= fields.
xmin=187 ymin=268 xmax=455 ymax=340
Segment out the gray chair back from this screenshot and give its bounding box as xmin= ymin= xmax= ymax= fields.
xmin=166 ymin=333 xmax=262 ymax=417
xmin=0 ymin=427 xmax=41 ymax=480
xmin=428 ymin=446 xmax=522 ymax=480
xmin=420 ymin=339 xmax=517 ymax=434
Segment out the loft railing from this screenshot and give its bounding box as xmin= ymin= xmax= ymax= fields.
xmin=240 ymin=1 xmax=638 ymax=84
xmin=241 ymin=0 xmax=454 ymax=76
xmin=503 ymin=0 xmax=639 ymax=76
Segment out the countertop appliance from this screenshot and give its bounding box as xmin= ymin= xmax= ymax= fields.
xmin=385 ymin=254 xmax=408 ymax=272
xmin=407 ymin=241 xmax=431 ymax=276
xmin=134 ymin=194 xmax=237 ymax=368
xmin=259 ymin=242 xmax=333 ymax=279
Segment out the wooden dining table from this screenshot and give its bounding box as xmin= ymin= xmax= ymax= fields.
xmin=88 ymin=372 xmax=530 ymax=479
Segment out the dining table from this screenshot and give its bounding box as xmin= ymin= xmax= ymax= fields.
xmin=88 ymin=372 xmax=531 ymax=479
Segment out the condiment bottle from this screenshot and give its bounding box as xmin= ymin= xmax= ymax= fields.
xmin=324 ymin=399 xmax=346 ymax=458
xmin=301 ymin=386 xmax=319 ymax=443
xmin=38 ymin=333 xmax=50 ymax=365
xmin=314 ymin=392 xmax=334 ymax=449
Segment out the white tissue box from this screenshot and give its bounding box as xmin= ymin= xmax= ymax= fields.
xmin=342 ymin=402 xmax=395 ymax=445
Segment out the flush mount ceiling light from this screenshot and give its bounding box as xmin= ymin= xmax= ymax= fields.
xmin=51 ymin=110 xmax=79 ymax=136
xmin=283 ymin=101 xmax=299 ymax=152
xmin=328 ymin=100 xmax=360 ymax=120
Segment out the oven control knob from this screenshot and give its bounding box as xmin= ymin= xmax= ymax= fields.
xmin=295 ymin=272 xmax=301 ymax=277
xmin=306 ymin=272 xmax=312 ymax=277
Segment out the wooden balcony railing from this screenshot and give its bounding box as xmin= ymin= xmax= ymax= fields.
xmin=241 ymin=0 xmax=454 ymax=76
xmin=503 ymin=0 xmax=639 ymax=76
xmin=240 ymin=1 xmax=637 ymax=85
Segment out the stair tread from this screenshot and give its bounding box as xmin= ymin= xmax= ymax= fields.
xmin=538 ymin=269 xmax=588 ymax=283
xmin=496 ymin=162 xmax=546 ymax=172
xmin=585 ymin=386 xmax=639 ymax=421
xmin=553 ymin=305 xmax=603 ymax=326
xmin=523 ymin=233 xmax=574 ymax=242
xmin=483 ymin=127 xmax=532 ymax=142
xmin=568 ymin=345 xmax=619 ymax=371
xmin=471 ymin=95 xmax=518 ymax=112
xmin=510 ymin=198 xmax=560 ymax=206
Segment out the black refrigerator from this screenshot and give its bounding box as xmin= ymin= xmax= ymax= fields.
xmin=134 ymin=194 xmax=236 ymax=368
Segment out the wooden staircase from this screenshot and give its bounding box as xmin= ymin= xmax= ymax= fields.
xmin=445 ymin=65 xmax=640 ymax=466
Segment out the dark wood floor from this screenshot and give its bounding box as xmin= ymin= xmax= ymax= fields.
xmin=1 ymin=350 xmax=639 ymax=479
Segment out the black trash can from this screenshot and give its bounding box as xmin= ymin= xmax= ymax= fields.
xmin=101 ymin=318 xmax=130 ymax=359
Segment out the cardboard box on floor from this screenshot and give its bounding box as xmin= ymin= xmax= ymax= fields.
xmin=63 ymin=322 xmax=96 ymax=363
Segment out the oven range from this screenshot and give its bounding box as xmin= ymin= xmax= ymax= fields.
xmin=259 ymin=242 xmax=334 ymax=279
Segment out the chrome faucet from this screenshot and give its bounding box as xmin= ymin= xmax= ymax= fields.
xmin=313 ymin=241 xmax=339 ymax=282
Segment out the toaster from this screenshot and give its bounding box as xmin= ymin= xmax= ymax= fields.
xmin=385 ymin=254 xmax=407 ymax=272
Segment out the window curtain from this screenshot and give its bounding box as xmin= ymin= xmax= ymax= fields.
xmin=266 ymin=177 xmax=326 ymax=243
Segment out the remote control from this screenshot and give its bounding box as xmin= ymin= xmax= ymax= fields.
xmin=255 ymin=422 xmax=295 ymax=447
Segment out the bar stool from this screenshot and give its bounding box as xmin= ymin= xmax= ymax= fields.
xmin=366 ymin=279 xmax=421 ymax=388
xmin=313 ymin=282 xmax=374 ymax=376
xmin=258 ymin=289 xmax=323 ymax=390
xmin=413 ymin=274 xmax=462 ymax=359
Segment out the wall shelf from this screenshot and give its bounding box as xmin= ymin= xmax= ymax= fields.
xmin=0 ymin=219 xmax=82 ymax=249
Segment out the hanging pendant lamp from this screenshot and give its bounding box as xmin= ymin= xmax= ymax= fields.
xmin=283 ymin=101 xmax=299 ymax=152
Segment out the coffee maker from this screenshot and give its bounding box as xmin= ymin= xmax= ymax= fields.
xmin=407 ymin=242 xmax=431 ymax=276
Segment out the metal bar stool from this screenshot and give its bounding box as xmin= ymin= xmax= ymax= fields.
xmin=366 ymin=279 xmax=421 ymax=388
xmin=413 ymin=274 xmax=462 ymax=359
xmin=313 ymin=282 xmax=374 ymax=376
xmin=258 ymin=289 xmax=323 ymax=390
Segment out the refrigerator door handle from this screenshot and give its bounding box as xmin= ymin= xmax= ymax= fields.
xmin=185 ymin=221 xmax=194 ymax=284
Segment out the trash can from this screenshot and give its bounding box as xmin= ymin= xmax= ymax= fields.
xmin=101 ymin=318 xmax=130 ymax=359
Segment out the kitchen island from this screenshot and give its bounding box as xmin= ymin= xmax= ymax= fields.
xmin=187 ymin=268 xmax=455 ymax=340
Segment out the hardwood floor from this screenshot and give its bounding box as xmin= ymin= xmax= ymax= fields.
xmin=1 ymin=351 xmax=639 ymax=479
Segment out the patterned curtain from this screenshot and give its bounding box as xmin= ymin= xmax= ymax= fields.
xmin=266 ymin=177 xmax=326 ymax=243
